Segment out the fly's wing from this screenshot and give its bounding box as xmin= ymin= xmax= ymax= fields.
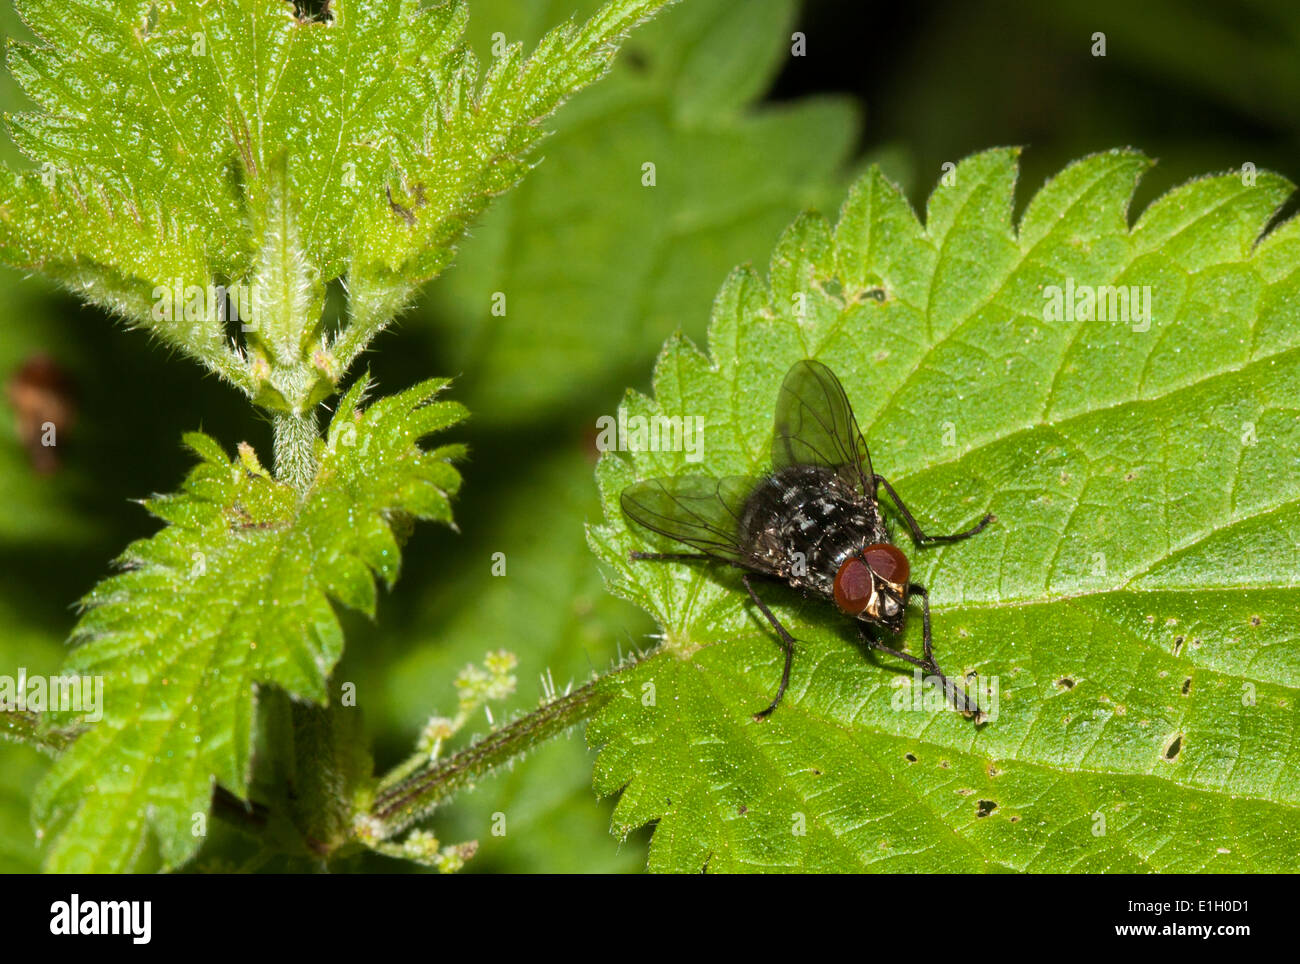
xmin=771 ymin=359 xmax=875 ymax=497
xmin=620 ymin=475 xmax=769 ymax=570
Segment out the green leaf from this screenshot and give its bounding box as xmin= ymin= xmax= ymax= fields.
xmin=0 ymin=0 xmax=674 ymax=395
xmin=589 ymin=148 xmax=1300 ymax=872
xmin=33 ymin=376 xmax=466 ymax=872
xmin=423 ymin=0 xmax=858 ymax=422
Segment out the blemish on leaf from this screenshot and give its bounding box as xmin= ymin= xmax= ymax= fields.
xmin=1164 ymin=734 xmax=1183 ymax=761
xmin=1056 ymin=676 xmax=1075 ymax=690
xmin=976 ymin=800 xmax=998 ymax=818
xmin=987 ymin=764 xmax=1001 ymax=778
xmin=1181 ymin=678 xmax=1192 ymax=696
xmin=1172 ymin=635 xmax=1185 ymax=656
xmin=956 ymin=788 xmax=973 ymax=796
xmin=737 ymin=805 xmax=747 ymax=815
xmin=904 ymin=753 xmax=917 ymax=763
xmin=1250 ymin=615 xmax=1261 ymax=627
xmin=386 ymin=185 xmax=417 ymax=226
xmin=1009 ymin=815 xmax=1021 ymax=823
xmin=939 ymin=760 xmax=950 ymax=769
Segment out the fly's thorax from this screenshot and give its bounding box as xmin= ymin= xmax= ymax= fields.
xmin=738 ymin=465 xmax=888 ymax=591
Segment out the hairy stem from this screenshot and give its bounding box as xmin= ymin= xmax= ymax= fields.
xmin=273 ymin=409 xmax=319 ymax=491
xmin=367 ymin=671 xmax=626 ymax=839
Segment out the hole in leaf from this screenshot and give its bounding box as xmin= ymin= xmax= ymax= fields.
xmin=904 ymin=753 xmax=917 ymax=763
xmin=1172 ymin=635 xmax=1185 ymax=656
xmin=1056 ymin=676 xmax=1075 ymax=690
xmin=976 ymin=800 xmax=998 ymax=818
xmin=293 ymin=1 xmax=334 ymax=23
xmin=1182 ymin=678 xmax=1192 ymax=696
xmin=1165 ymin=734 xmax=1183 ymax=761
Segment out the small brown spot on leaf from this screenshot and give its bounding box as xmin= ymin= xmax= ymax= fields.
xmin=737 ymin=805 xmax=747 ymax=815
xmin=1165 ymin=734 xmax=1183 ymax=761
xmin=1056 ymin=676 xmax=1076 ymax=690
xmin=1009 ymin=815 xmax=1021 ymax=823
xmin=1250 ymin=615 xmax=1261 ymax=627
xmin=904 ymin=753 xmax=917 ymax=763
xmin=1172 ymin=635 xmax=1185 ymax=656
xmin=1182 ymin=678 xmax=1192 ymax=695
xmin=939 ymin=760 xmax=950 ymax=769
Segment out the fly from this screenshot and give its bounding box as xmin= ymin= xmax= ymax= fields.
xmin=621 ymin=359 xmax=995 ymax=722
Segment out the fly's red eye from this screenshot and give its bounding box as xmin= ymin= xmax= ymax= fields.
xmin=863 ymin=543 xmax=910 ymax=587
xmin=833 ymin=557 xmax=873 ymax=615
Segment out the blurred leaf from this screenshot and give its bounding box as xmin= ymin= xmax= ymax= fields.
xmin=424 ymin=0 xmax=858 ymax=422
xmin=35 ymin=377 xmax=465 ymax=872
xmin=589 ymin=148 xmax=1300 ymax=871
xmin=353 ymin=443 xmax=652 ymax=873
xmin=0 ymin=742 xmax=45 ymax=871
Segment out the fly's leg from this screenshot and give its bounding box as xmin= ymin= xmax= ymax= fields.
xmin=864 ymin=584 xmax=984 ymax=722
xmin=873 ymin=474 xmax=994 ymax=545
xmin=741 ymin=574 xmax=795 ymax=721
xmin=629 ymin=551 xmax=714 ymax=562
xmin=630 ymin=554 xmax=792 ymax=718
xmin=631 ymin=551 xmax=758 ymax=574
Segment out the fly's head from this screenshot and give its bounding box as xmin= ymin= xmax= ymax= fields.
xmin=832 ymin=543 xmax=911 ymax=633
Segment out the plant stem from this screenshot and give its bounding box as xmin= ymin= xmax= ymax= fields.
xmin=367 ymin=671 xmax=623 ymax=839
xmin=273 ymin=409 xmax=319 ymax=491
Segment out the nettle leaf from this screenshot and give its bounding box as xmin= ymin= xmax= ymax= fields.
xmin=33 ymin=377 xmax=466 ymax=872
xmin=588 ymin=148 xmax=1300 ymax=872
xmin=0 ymin=0 xmax=673 ymax=395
